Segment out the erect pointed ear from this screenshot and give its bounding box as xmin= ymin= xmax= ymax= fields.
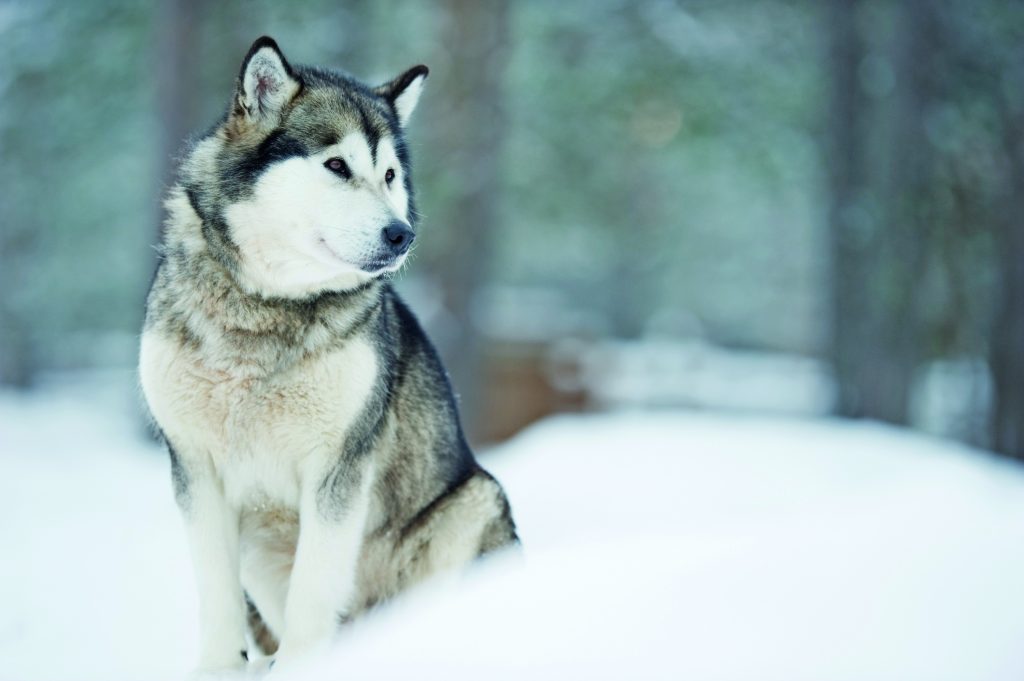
xmin=375 ymin=65 xmax=429 ymax=127
xmin=235 ymin=36 xmax=301 ymax=124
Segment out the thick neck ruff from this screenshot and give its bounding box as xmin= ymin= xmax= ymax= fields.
xmin=146 ymin=189 xmax=384 ymax=376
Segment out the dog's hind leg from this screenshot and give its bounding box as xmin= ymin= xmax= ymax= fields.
xmin=382 ymin=468 xmax=519 ymax=596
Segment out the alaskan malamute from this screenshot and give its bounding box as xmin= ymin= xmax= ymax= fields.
xmin=139 ymin=36 xmax=517 ymax=673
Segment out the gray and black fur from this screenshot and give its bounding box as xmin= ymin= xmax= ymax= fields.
xmin=140 ymin=37 xmax=517 ymax=666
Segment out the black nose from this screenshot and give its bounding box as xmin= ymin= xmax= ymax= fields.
xmin=382 ymin=222 xmax=415 ymax=255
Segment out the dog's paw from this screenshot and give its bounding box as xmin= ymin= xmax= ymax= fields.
xmin=188 ymin=650 xmax=250 ymax=680
xmin=244 ymin=653 xmax=275 ymax=678
xmin=264 ymin=647 xmax=323 ymax=679
xmin=263 ymin=653 xmax=295 ymax=678
xmin=187 ymin=669 xmax=245 ymax=681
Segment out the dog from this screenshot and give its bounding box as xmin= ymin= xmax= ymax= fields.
xmin=139 ymin=36 xmax=518 ymax=673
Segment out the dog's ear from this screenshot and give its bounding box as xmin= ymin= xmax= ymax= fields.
xmin=234 ymin=36 xmax=301 ymax=126
xmin=375 ymin=65 xmax=429 ymax=127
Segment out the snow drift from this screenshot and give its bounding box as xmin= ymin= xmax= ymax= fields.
xmin=2 ymin=375 xmax=1023 ymax=680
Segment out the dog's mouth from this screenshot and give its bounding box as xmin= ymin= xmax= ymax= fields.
xmin=316 ymin=237 xmax=352 ymax=267
xmin=316 ymin=237 xmax=405 ymax=276
xmin=361 ymin=255 xmax=406 ymax=275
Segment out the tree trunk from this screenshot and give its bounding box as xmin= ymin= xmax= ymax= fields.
xmin=154 ymin=0 xmax=202 ymax=249
xmin=991 ymin=59 xmax=1024 ymax=460
xmin=870 ymin=0 xmax=936 ymax=424
xmin=0 ymin=212 xmax=37 ymax=387
xmin=827 ymin=0 xmax=935 ymax=425
xmin=430 ymin=0 xmax=509 ymax=444
xmin=826 ymin=0 xmax=869 ymax=418
xmin=0 ymin=75 xmax=39 ymax=387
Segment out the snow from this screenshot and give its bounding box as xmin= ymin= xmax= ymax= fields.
xmin=563 ymin=337 xmax=992 ymax=444
xmin=0 ymin=372 xmax=196 ymax=681
xmin=576 ymin=337 xmax=836 ymax=415
xmin=2 ymin=371 xmax=1024 ymax=681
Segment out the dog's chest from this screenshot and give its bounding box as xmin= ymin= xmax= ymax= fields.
xmin=139 ymin=330 xmax=378 ymax=506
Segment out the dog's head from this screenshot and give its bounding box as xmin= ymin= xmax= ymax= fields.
xmin=181 ymin=37 xmax=428 ymax=298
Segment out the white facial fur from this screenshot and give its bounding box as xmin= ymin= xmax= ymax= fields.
xmin=224 ymin=133 xmax=412 ymax=299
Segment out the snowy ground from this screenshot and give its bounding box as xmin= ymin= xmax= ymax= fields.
xmin=2 ymin=372 xmax=1024 ymax=680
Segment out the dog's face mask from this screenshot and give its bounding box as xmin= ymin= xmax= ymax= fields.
xmin=215 ymin=38 xmax=427 ymax=298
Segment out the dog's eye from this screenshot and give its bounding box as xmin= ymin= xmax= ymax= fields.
xmin=325 ymin=158 xmax=351 ymax=179
xmin=385 ymin=168 xmax=395 ymax=186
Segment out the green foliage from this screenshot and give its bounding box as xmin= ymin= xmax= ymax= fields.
xmin=0 ymin=0 xmax=1015 ymax=379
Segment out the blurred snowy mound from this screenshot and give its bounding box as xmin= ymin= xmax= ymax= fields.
xmin=2 ymin=372 xmax=1023 ymax=681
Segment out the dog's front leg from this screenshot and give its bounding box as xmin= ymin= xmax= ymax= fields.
xmin=176 ymin=455 xmax=249 ymax=673
xmin=274 ymin=457 xmax=373 ymax=667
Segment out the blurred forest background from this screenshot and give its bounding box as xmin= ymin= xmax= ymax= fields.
xmin=0 ymin=0 xmax=1020 ymax=457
